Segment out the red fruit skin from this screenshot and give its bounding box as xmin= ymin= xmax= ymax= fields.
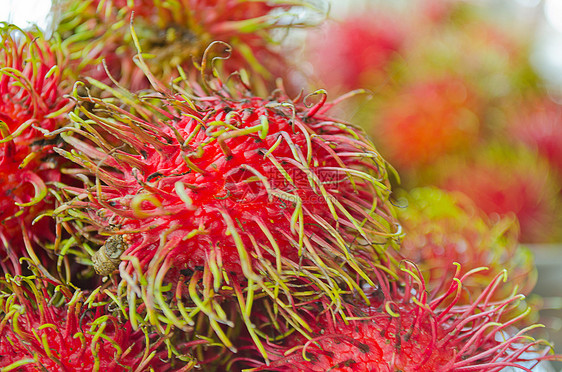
xmin=91 ymin=0 xmax=279 ymax=23
xmin=62 ymin=91 xmax=396 ymax=279
xmin=56 ymin=76 xmax=400 ymax=344
xmin=0 ymin=26 xmax=72 ymax=273
xmin=306 ymin=15 xmax=404 ymax=93
xmin=238 ymin=265 xmax=554 ymax=372
xmin=0 ymin=282 xmax=175 ymax=372
xmin=262 ymin=305 xmax=455 ymax=372
xmin=376 ymin=76 xmax=480 ymax=171
xmin=397 ymin=187 xmax=536 ymax=299
xmin=59 ymin=0 xmax=306 ymax=92
xmin=438 ymin=146 xmax=562 ymax=243
xmin=509 ymin=99 xmax=562 ymax=178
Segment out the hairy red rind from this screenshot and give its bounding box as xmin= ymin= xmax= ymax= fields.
xmin=237 ymin=263 xmax=556 ymax=372
xmin=0 ymin=25 xmax=72 ymax=274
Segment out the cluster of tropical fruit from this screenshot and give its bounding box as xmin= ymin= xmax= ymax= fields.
xmin=305 ymin=0 xmax=562 ymax=244
xmin=0 ymin=0 xmax=559 ymax=371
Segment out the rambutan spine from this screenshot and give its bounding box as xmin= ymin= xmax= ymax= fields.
xmin=52 ymin=40 xmax=402 ymax=359
xmin=0 ymin=24 xmax=73 ymax=276
xmin=56 ymin=0 xmax=326 ymax=93
xmin=0 ymin=271 xmax=198 ymax=371
xmin=234 ymin=261 xmax=557 ymax=371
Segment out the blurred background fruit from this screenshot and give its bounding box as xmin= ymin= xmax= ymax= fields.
xmin=297 ymin=0 xmax=562 ymax=244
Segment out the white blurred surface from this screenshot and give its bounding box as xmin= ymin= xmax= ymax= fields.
xmin=0 ymin=0 xmax=53 ymax=32
xmin=545 ymin=0 xmax=562 ymax=33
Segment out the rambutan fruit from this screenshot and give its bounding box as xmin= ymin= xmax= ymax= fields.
xmin=508 ymin=97 xmax=562 ymax=179
xmin=235 ymin=263 xmax=557 ymax=371
xmin=56 ymin=0 xmax=322 ymax=93
xmin=374 ymin=76 xmax=480 ymax=175
xmin=436 ymin=144 xmax=562 ymax=243
xmin=304 ymin=14 xmax=405 ymax=94
xmin=402 ymin=1 xmax=537 ymax=98
xmin=396 ymin=187 xmax=536 ymax=299
xmin=0 ymin=24 xmax=73 ymax=274
xmin=0 ymin=271 xmax=200 ymax=371
xmin=53 ymin=52 xmax=401 ymax=351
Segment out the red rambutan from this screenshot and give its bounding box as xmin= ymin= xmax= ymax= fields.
xmin=235 ymin=263 xmax=556 ymax=371
xmin=0 ymin=272 xmax=198 ymax=371
xmin=56 ymin=0 xmax=321 ymax=92
xmin=0 ymin=24 xmax=73 ymax=274
xmin=53 ymin=53 xmax=400 ymax=348
xmin=304 ymin=14 xmax=405 ymax=94
xmin=437 ymin=145 xmax=562 ymax=243
xmin=374 ymin=76 xmax=480 ymax=173
xmin=396 ymin=186 xmax=536 ymax=299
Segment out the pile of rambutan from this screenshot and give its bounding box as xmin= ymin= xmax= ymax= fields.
xmin=0 ymin=1 xmax=560 ymax=371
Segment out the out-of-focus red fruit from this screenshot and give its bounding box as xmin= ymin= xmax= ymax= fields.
xmin=438 ymin=145 xmax=562 ymax=243
xmin=392 ymin=0 xmax=538 ymax=109
xmin=397 ymin=187 xmax=536 ymax=299
xmin=509 ymin=98 xmax=562 ymax=178
xmin=0 ymin=25 xmax=72 ymax=274
xmin=305 ymin=15 xmax=405 ymax=93
xmin=375 ymin=77 xmax=479 ymax=172
xmin=420 ymin=0 xmax=459 ymax=24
